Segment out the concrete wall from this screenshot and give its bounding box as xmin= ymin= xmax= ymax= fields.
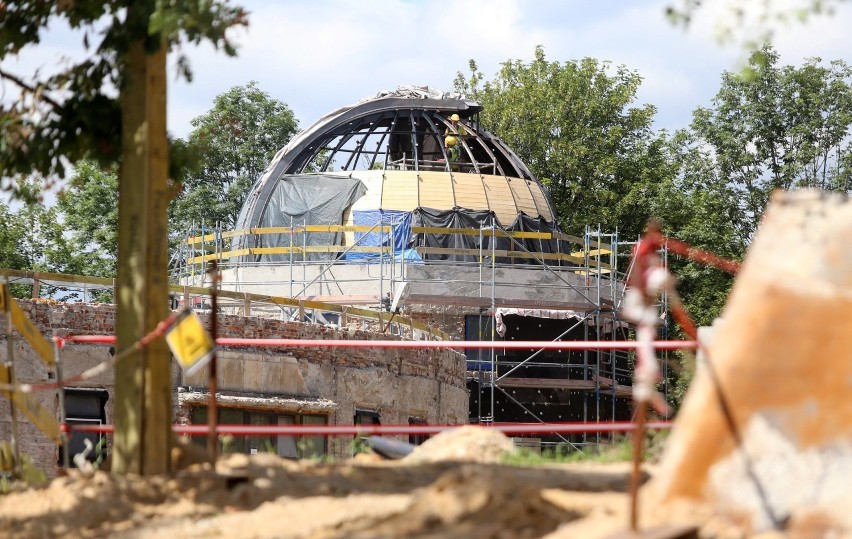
xmin=217 ymin=262 xmax=619 ymax=309
xmin=0 ymin=300 xmax=467 ymax=476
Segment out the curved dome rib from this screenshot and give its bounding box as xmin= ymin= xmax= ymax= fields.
xmin=236 ymin=87 xmax=559 ymax=250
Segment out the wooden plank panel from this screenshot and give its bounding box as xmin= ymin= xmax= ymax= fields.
xmin=381 ymin=171 xmax=419 ymax=210
xmin=529 ymin=182 xmax=555 ymax=221
xmin=482 ymin=174 xmax=519 ymax=226
xmin=417 ymin=171 xmax=455 ymax=208
xmin=508 ymin=177 xmax=539 ymax=217
xmin=498 ymin=377 xmax=597 ymax=391
xmin=452 ymin=173 xmax=489 ymax=210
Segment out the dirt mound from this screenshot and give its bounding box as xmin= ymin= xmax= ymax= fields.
xmin=318 ymin=465 xmax=581 ymax=539
xmin=404 ymin=425 xmax=517 ymax=464
xmin=1 ymin=443 xmax=806 ymax=538
xmin=0 ymin=453 xmax=657 ymax=538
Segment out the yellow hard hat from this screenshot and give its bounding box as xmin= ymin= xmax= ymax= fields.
xmin=445 ymin=135 xmax=457 ymax=146
xmin=450 ymin=113 xmax=460 ymax=122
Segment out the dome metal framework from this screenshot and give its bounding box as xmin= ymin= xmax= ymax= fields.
xmin=234 ymin=87 xmax=560 ymax=261
xmin=266 ymin=87 xmax=535 ymax=178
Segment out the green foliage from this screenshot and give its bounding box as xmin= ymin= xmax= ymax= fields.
xmin=502 ymin=432 xmax=669 ymax=466
xmin=0 ymin=0 xmax=247 ymax=199
xmin=0 ymin=202 xmax=27 ymax=271
xmin=687 ymin=45 xmax=852 ymax=241
xmin=170 ymin=81 xmax=299 ymax=235
xmin=55 ymin=161 xmax=120 ymax=279
xmin=0 ymin=446 xmax=49 ymax=494
xmin=454 ymin=46 xmax=668 ymax=239
xmin=347 ymin=435 xmax=373 ymax=457
xmin=10 ymin=181 xmax=69 ymax=273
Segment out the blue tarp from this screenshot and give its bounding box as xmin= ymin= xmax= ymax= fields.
xmin=346 ymin=209 xmax=421 ymax=262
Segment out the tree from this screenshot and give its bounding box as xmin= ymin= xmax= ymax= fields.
xmin=686 ymin=45 xmax=852 ymax=240
xmin=0 ymin=202 xmax=27 ymax=271
xmin=454 ymin=46 xmax=667 ymax=238
xmin=0 ymin=1 xmax=247 ymax=475
xmin=454 ymin=48 xmax=750 ymax=413
xmin=171 ymin=82 xmax=299 ymax=235
xmin=54 ymin=160 xmax=120 ymax=280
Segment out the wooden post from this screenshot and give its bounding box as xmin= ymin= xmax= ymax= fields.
xmin=243 ymin=292 xmax=251 ymax=316
xmin=113 ymin=9 xmax=171 ymax=475
xmin=629 ymin=401 xmax=647 ymax=531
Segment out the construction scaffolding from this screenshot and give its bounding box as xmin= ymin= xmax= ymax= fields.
xmin=172 ymin=220 xmax=670 ymax=453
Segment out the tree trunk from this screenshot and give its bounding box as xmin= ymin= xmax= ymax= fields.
xmin=113 ymin=19 xmax=171 ymax=475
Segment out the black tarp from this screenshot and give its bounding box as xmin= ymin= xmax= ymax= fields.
xmin=504 ymin=213 xmax=562 ymax=265
xmin=409 ymin=207 xmax=500 ymax=263
xmin=409 ymin=207 xmax=563 ymax=264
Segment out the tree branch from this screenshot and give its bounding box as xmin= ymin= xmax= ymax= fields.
xmin=0 ymin=67 xmax=63 ymax=110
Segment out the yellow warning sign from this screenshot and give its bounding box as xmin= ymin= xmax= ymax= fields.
xmin=0 ymin=365 xmax=61 ymax=443
xmin=0 ymin=283 xmax=54 ymax=367
xmin=165 ymin=310 xmax=215 ymax=375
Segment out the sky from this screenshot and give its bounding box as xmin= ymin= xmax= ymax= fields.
xmin=3 ymin=0 xmax=852 ymax=142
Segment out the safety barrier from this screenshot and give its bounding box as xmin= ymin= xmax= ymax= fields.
xmin=64 ymin=420 xmax=673 ymax=437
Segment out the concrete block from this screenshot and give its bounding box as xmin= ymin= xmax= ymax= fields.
xmin=654 ymin=191 xmax=852 ymax=533
xmin=242 ymin=356 xmax=264 ymax=392
xmin=219 ymin=356 xmax=245 ymax=390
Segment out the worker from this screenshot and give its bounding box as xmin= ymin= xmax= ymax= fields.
xmin=444 ymin=113 xmax=468 ymax=137
xmin=444 ymin=135 xmax=461 ymax=162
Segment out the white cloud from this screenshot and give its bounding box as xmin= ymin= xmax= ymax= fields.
xmin=4 ymin=0 xmax=851 ymax=142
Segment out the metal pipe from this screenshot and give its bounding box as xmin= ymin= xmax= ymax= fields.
xmin=630 ymin=401 xmax=648 ymax=531
xmin=489 ymin=220 xmax=497 ymax=424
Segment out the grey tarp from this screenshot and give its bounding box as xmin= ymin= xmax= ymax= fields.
xmin=256 ymin=174 xmax=367 ymax=262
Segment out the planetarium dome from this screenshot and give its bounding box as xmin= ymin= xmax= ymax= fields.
xmin=233 ymin=86 xmax=562 ymax=263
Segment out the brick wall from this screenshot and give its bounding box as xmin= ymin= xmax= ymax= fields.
xmin=1 ymin=300 xmax=468 ymax=475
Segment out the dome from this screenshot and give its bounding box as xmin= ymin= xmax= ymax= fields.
xmin=233 ymin=87 xmax=560 ymax=262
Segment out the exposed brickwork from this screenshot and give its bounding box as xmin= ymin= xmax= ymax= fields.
xmin=1 ymin=300 xmax=468 ymax=476
xmin=409 ymin=304 xmax=479 ymax=340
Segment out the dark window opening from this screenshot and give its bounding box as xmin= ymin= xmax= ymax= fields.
xmin=408 ymin=416 xmax=429 ymax=446
xmin=190 ymin=407 xmax=327 ymax=459
xmin=59 ymin=388 xmax=108 ymax=466
xmin=354 ymin=409 xmax=381 ymax=426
